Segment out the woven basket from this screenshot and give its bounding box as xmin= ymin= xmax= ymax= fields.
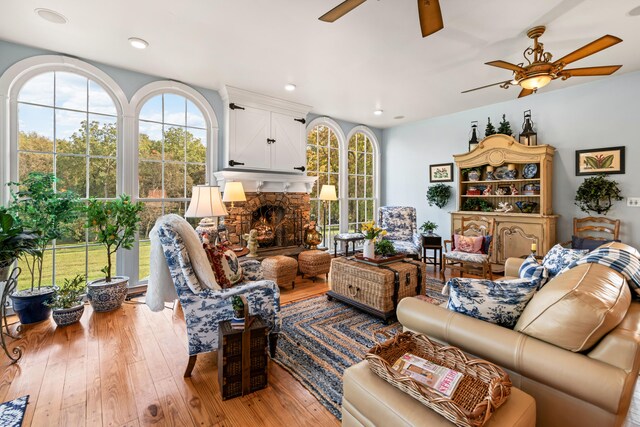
xmin=298 ymin=250 xmax=331 ymax=277
xmin=366 ymin=332 xmax=511 ymax=427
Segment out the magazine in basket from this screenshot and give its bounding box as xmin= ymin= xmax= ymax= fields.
xmin=392 ymin=352 xmax=463 ymax=398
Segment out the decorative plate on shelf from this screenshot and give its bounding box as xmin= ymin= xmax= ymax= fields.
xmin=494 ymin=166 xmax=508 ymax=180
xmin=522 ymin=163 xmax=538 ymax=179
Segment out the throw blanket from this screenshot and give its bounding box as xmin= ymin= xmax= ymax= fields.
xmin=563 ymin=247 xmax=640 ymax=296
xmin=147 ymin=223 xmax=178 ymax=311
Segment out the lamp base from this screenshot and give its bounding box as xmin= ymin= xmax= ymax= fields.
xmin=195 ymin=217 xmax=219 ymax=244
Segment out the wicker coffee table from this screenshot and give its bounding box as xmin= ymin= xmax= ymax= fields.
xmin=328 ymin=257 xmax=426 ymax=322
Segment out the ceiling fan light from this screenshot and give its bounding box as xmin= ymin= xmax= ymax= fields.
xmin=520 ymin=75 xmax=552 ymax=90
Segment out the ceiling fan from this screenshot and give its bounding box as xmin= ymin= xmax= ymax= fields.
xmin=462 ymin=26 xmax=623 ymax=98
xmin=319 ymin=0 xmax=444 ymax=38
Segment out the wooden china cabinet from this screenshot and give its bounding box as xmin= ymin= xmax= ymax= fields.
xmin=451 ymin=134 xmax=558 ymax=267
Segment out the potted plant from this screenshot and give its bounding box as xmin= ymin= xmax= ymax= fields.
xmin=85 ymin=194 xmax=144 ymax=312
xmin=426 ymin=184 xmax=451 ymax=209
xmin=575 ymin=175 xmax=623 ymax=215
xmin=462 ymin=198 xmax=493 ymax=212
xmin=420 ymin=221 xmax=438 ymax=235
xmin=45 ymin=274 xmax=86 ymax=327
xmin=0 ymin=208 xmax=39 ymax=281
xmin=7 ymin=172 xmax=80 ymax=324
xmin=374 ymin=239 xmax=397 ymax=257
xmin=232 ymin=295 xmax=245 ymax=319
xmin=360 ymin=221 xmax=387 ymax=259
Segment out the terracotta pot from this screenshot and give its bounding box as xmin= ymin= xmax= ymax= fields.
xmin=87 ymin=276 xmax=128 ymax=312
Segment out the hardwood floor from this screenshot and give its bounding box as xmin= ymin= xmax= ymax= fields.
xmin=2 ymin=266 xmax=639 ymax=426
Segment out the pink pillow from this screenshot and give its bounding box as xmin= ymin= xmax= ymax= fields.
xmin=453 ymin=234 xmax=484 ymax=254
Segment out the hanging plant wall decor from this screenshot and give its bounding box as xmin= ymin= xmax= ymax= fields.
xmin=574 ymin=174 xmax=623 ymax=215
xmin=426 ymin=184 xmax=452 ymax=209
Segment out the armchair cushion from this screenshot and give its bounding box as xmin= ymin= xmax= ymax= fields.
xmin=444 ymin=277 xmax=540 ymax=328
xmin=388 ymin=240 xmax=420 ymax=255
xmin=541 ymin=244 xmax=588 ymax=277
xmin=443 ymin=251 xmax=488 ymax=263
xmin=379 ymin=206 xmax=416 ymax=241
xmin=571 ymin=236 xmax=620 ymax=251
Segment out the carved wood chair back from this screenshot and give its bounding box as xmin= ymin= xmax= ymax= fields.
xmin=573 ymin=216 xmax=620 ymax=241
xmin=458 ymin=216 xmax=496 ymax=255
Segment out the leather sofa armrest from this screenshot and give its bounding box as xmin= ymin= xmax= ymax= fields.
xmin=505 ymin=257 xmax=525 ymax=277
xmin=588 ymin=302 xmax=640 ymax=372
xmin=397 ymin=297 xmax=631 ymax=413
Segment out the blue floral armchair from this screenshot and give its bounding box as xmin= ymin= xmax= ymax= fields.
xmin=378 ymin=206 xmax=421 ymax=256
xmin=155 ymin=221 xmax=281 ymax=377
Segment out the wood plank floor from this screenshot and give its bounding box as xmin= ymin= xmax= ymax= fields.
xmin=2 ymin=265 xmax=639 ymax=426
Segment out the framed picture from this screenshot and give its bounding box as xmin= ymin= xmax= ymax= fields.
xmin=575 ymin=146 xmax=625 ymax=176
xmin=429 ymin=163 xmax=454 ymax=182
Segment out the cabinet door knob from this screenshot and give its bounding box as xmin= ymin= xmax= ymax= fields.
xmin=228 ymin=160 xmax=245 ymax=167
xmin=229 ymin=103 xmax=245 ymax=110
xmin=267 ymin=138 xmax=276 ymax=144
xmin=294 ymin=166 xmax=305 ymax=172
xmin=294 ymin=118 xmax=306 ymax=124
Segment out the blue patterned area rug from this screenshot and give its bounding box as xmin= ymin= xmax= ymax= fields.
xmin=273 ymin=277 xmax=447 ymax=419
xmin=0 ymin=395 xmax=28 ymax=427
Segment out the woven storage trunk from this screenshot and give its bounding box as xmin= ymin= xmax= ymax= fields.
xmin=218 ymin=316 xmax=268 ymax=400
xmin=366 ymin=331 xmax=511 ymax=427
xmin=262 ymin=255 xmax=298 ymax=287
xmin=298 ymin=250 xmax=331 ymax=279
xmin=329 ymin=257 xmax=425 ymax=315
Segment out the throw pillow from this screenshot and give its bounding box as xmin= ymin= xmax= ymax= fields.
xmin=482 ymin=235 xmax=493 ymax=255
xmin=453 ymin=234 xmax=484 ymax=254
xmin=571 ymin=236 xmax=620 ymax=251
xmin=518 ymin=255 xmax=549 ymax=288
xmin=445 ymin=277 xmax=540 ymax=329
xmin=541 ymin=244 xmax=588 ymax=277
xmin=203 ymin=243 xmax=243 ymax=288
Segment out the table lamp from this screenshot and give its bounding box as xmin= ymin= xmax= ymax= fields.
xmin=222 ymin=181 xmax=246 ymax=209
xmin=318 ymin=184 xmax=337 ymax=250
xmin=185 ymin=185 xmax=228 ymax=243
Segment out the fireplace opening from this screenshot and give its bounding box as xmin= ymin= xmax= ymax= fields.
xmin=251 ymin=204 xmax=286 ymax=247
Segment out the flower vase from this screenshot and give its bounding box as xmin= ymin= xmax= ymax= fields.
xmin=363 ymin=239 xmax=375 ymax=259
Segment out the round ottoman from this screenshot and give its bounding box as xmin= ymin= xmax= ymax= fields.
xmin=262 ymin=255 xmax=298 ymax=288
xmin=298 ymin=250 xmax=331 ymax=282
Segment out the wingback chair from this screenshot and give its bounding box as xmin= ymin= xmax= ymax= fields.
xmin=153 ymin=216 xmax=281 ymax=377
xmin=378 ymin=206 xmax=421 ymax=256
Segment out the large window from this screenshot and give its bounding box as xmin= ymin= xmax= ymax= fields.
xmin=137 ymin=93 xmax=208 ymax=281
xmin=306 ymin=125 xmax=340 ymax=247
xmin=15 ymin=71 xmax=118 ymax=287
xmin=347 ymin=131 xmax=376 ymax=233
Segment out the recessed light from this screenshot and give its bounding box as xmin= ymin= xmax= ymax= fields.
xmin=35 ymin=8 xmax=67 ymax=24
xmin=284 ymin=83 xmax=296 ymax=91
xmin=394 ymin=115 xmax=405 ymax=120
xmin=128 ymin=37 xmax=149 ymax=49
xmin=629 ymin=5 xmax=640 ymax=16
xmin=373 ymin=109 xmax=383 ymax=116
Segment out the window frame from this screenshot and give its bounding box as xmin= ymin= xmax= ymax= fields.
xmin=345 ymin=126 xmax=380 ymax=233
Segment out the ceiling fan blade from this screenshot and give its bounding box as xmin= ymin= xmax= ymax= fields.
xmin=560 ymin=65 xmax=622 ymax=77
xmin=518 ymin=88 xmax=534 ymax=98
xmin=553 ymin=35 xmax=622 ymax=66
xmin=319 ymin=0 xmax=367 ymax=22
xmin=417 ymin=0 xmax=444 ymax=38
xmin=461 ymin=80 xmax=512 ymax=94
xmin=485 ymin=60 xmax=525 ymax=72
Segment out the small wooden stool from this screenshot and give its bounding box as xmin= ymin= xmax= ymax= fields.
xmin=262 ymin=255 xmax=298 ymax=288
xmin=298 ymin=250 xmax=331 ymax=282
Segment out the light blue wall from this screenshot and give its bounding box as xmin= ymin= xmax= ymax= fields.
xmin=382 ymin=71 xmax=640 ymax=249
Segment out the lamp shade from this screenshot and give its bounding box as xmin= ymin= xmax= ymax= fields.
xmin=319 ymin=184 xmax=338 ymax=201
xmin=185 ymin=186 xmax=228 ymax=218
xmin=222 ymin=182 xmax=247 ymax=203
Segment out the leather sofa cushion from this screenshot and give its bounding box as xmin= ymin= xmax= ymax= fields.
xmin=514 ymin=263 xmax=631 ymax=352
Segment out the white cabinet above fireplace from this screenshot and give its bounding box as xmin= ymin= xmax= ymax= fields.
xmin=221 ymin=86 xmax=312 ymax=174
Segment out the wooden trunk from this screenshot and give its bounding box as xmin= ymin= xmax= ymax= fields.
xmin=218 ymin=316 xmax=268 ymax=400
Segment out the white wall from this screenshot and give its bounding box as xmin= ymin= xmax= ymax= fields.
xmin=382 ymin=71 xmax=640 ymax=249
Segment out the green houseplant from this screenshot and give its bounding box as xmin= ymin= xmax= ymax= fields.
xmin=0 ymin=208 xmax=39 ymax=281
xmin=45 ymin=274 xmax=86 ymax=327
xmin=575 ymin=174 xmax=623 ymax=215
xmin=374 ymin=239 xmax=397 ymax=257
xmin=419 ymin=221 xmax=438 ymax=235
xmin=85 ymin=194 xmax=144 ymax=312
xmin=232 ymin=295 xmax=245 ymax=319
xmin=7 ymin=172 xmax=80 ymax=324
xmin=462 ymin=198 xmax=493 ymax=212
xmin=426 ymin=184 xmax=452 ymax=209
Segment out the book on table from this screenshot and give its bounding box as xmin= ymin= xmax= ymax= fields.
xmin=392 ymin=352 xmax=464 ymax=398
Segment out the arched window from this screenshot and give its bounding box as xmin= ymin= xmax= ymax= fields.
xmin=347 ymin=129 xmax=377 ymax=233
xmin=306 ymin=123 xmax=340 ymax=246
xmin=15 ymin=70 xmax=119 ymax=286
xmin=136 ymin=92 xmax=209 ymax=281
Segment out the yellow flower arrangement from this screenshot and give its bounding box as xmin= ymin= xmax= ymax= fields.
xmin=361 ymin=221 xmax=387 ymax=240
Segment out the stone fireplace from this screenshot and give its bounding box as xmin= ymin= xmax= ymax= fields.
xmin=214 ymin=171 xmax=316 ymax=254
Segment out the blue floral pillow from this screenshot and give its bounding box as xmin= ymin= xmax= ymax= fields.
xmin=446 ymin=277 xmax=540 ymax=329
xmin=518 ymin=255 xmax=549 ymax=288
xmin=542 ymin=244 xmax=588 ymax=277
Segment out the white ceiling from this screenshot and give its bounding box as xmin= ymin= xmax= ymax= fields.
xmin=1 ymin=0 xmax=638 ymax=128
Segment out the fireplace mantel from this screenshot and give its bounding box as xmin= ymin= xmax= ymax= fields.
xmin=214 ymin=171 xmax=317 ymax=194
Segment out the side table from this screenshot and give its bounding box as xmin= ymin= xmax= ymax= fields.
xmin=421 ymin=233 xmax=442 ymax=270
xmin=333 ymin=233 xmax=366 ymax=257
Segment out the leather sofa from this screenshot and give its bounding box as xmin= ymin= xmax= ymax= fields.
xmin=395 ymin=252 xmax=640 ymax=427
